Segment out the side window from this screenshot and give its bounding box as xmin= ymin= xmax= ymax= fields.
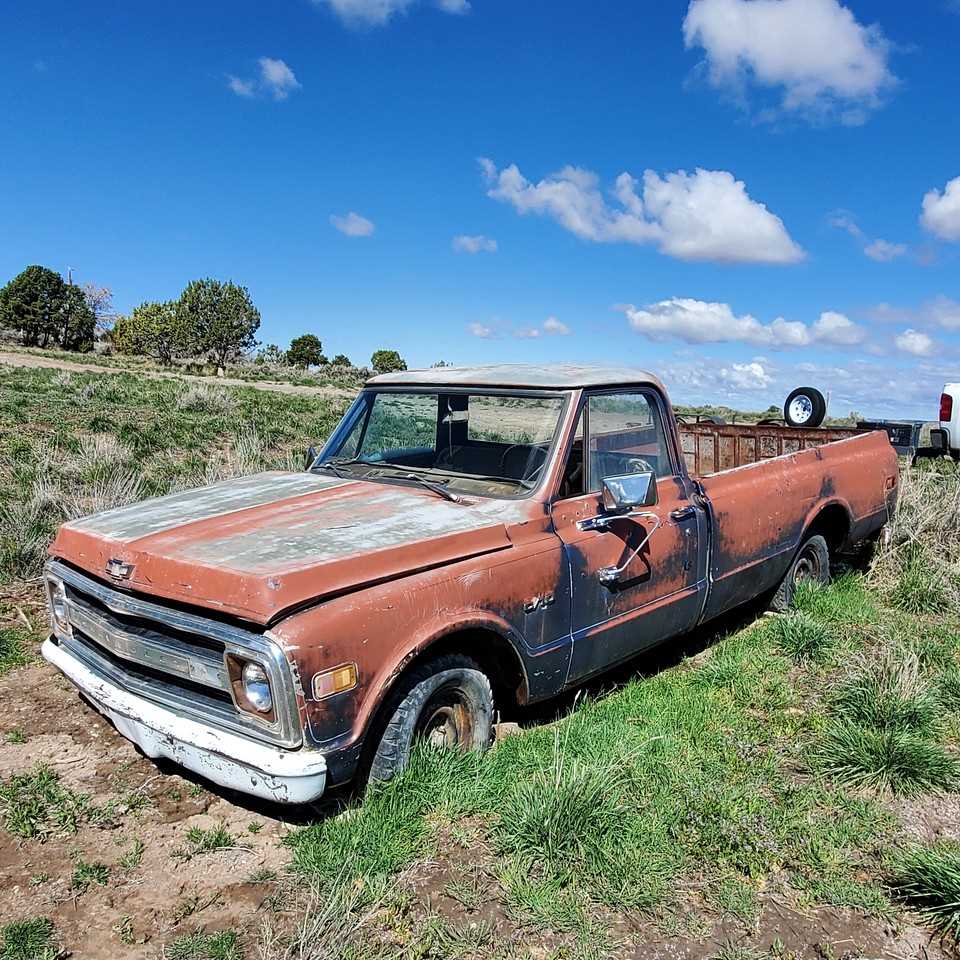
xmin=556 ymin=408 xmax=585 ymax=500
xmin=587 ymin=392 xmax=672 ymax=492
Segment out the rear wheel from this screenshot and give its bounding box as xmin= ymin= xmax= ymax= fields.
xmin=769 ymin=534 xmax=830 ymax=612
xmin=367 ymin=654 xmax=494 ymax=784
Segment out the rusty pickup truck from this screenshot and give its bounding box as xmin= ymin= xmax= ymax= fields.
xmin=42 ymin=365 xmax=899 ymax=803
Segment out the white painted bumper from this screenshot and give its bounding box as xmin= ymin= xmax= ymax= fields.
xmin=42 ymin=639 xmax=327 ymax=804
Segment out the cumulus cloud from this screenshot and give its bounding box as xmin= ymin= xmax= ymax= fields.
xmin=227 ymin=57 xmax=300 ymax=101
xmin=864 ymin=239 xmax=907 ymax=262
xmin=682 ymin=0 xmax=896 ymax=123
xmin=319 ymin=0 xmax=467 ymax=26
xmin=895 ymin=329 xmax=935 ymax=357
xmin=921 ymin=175 xmax=960 ymax=241
xmin=621 ymin=298 xmax=865 ymax=349
xmin=330 ymin=211 xmax=375 ymax=237
xmin=719 ymin=361 xmax=773 ymax=391
xmin=467 ymin=322 xmax=494 ymax=338
xmin=481 ymin=160 xmax=803 ymax=265
xmin=542 ymin=316 xmax=570 ymax=336
xmin=452 ymin=234 xmax=497 ymax=254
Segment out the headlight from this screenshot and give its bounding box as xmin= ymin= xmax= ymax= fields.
xmin=241 ymin=662 xmax=273 ymax=714
xmin=45 ymin=576 xmax=72 ymax=639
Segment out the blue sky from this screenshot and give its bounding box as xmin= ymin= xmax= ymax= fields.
xmin=2 ymin=0 xmax=959 ymax=417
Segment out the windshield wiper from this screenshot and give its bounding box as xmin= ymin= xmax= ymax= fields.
xmin=371 ymin=464 xmax=462 ymax=503
xmin=315 ymin=457 xmax=371 ymax=479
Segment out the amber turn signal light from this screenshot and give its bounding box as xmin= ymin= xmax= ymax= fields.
xmin=312 ymin=662 xmax=358 ymax=700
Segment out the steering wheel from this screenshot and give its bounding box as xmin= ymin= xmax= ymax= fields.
xmin=500 ymin=444 xmax=546 ymax=485
xmin=625 ymin=457 xmax=655 ymax=475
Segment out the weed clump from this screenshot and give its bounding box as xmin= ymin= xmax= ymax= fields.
xmin=816 ymin=647 xmax=959 ymax=795
xmin=889 ymin=842 xmax=960 ymax=940
xmin=0 ymin=766 xmax=107 ymax=840
xmin=771 ymin=611 xmax=834 ymax=663
xmin=0 ymin=917 xmax=58 ymax=960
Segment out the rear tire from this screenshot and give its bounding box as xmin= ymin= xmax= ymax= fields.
xmin=784 ymin=387 xmax=827 ymax=429
xmin=367 ymin=654 xmax=494 ymax=785
xmin=769 ymin=534 xmax=830 ymax=613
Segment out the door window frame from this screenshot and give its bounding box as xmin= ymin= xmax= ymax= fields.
xmin=553 ymin=387 xmax=681 ymax=500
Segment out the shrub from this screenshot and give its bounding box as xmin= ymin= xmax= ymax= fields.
xmin=174 ymin=383 xmax=238 ymax=415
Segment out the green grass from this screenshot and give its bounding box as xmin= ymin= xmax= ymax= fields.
xmin=181 ymin=821 xmax=243 ymax=857
xmin=0 ymin=919 xmax=57 ymax=960
xmin=0 ymin=766 xmax=107 ymax=840
xmin=889 ymin=842 xmax=960 ymax=940
xmin=70 ymin=856 xmax=110 ymax=892
xmin=770 ymin=610 xmax=834 ymax=663
xmin=164 ymin=930 xmax=244 ymax=960
xmin=0 ymin=365 xmax=347 ymax=584
xmin=814 ymin=645 xmax=960 ymax=795
xmin=0 ymin=624 xmax=32 ymax=676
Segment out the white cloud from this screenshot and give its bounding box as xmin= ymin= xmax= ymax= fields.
xmin=895 ymin=329 xmax=935 ymax=357
xmin=543 ymin=316 xmax=570 ymax=336
xmin=467 ymin=322 xmax=494 ymax=338
xmin=452 ymin=234 xmax=497 ymax=254
xmin=481 ymin=160 xmax=803 ymax=265
xmin=829 ymin=212 xmax=907 ymax=262
xmin=621 ymin=298 xmax=865 ymax=349
xmin=868 ymin=295 xmax=960 ymax=331
xmin=719 ymin=361 xmax=773 ymax=391
xmin=864 ymin=239 xmax=907 ymax=262
xmin=330 ymin=211 xmax=375 ymax=237
xmin=682 ymin=0 xmax=896 ymax=123
xmin=921 ymin=175 xmax=960 ymax=241
xmin=227 ymin=57 xmax=300 ymax=101
xmin=513 ymin=316 xmax=572 ymax=339
xmin=258 ymin=57 xmax=301 ymax=100
xmin=227 ymin=76 xmax=255 ymax=98
xmin=319 ymin=0 xmax=467 ymax=26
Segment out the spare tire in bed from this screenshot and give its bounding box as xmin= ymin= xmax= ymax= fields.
xmin=783 ymin=387 xmax=826 ymax=428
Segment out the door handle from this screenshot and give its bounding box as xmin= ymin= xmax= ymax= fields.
xmin=670 ymin=506 xmax=697 ymax=522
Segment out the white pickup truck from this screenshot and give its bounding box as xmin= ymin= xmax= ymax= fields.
xmin=939 ymin=384 xmax=960 ymax=459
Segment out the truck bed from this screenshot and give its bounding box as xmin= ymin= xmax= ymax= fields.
xmin=678 ymin=421 xmax=862 ymax=476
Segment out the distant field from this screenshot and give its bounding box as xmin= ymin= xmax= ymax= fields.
xmin=1 ymin=360 xmax=959 ymax=959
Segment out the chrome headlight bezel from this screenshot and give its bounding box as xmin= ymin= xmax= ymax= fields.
xmin=45 ymin=575 xmax=72 ymax=640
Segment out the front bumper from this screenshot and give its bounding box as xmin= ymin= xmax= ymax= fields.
xmin=42 ymin=638 xmax=327 ymax=804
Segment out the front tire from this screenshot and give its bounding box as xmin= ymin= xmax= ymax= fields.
xmin=367 ymin=654 xmax=494 ymax=785
xmin=769 ymin=534 xmax=830 ymax=613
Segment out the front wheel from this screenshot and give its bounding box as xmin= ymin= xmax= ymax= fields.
xmin=367 ymin=654 xmax=494 ymax=784
xmin=769 ymin=534 xmax=830 ymax=613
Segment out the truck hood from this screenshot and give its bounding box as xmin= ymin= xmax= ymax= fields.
xmin=51 ymin=472 xmax=531 ymax=623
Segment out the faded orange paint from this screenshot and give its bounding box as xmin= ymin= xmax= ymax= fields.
xmin=45 ymin=367 xmax=899 ymax=797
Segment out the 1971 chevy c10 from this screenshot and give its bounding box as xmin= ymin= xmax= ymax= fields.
xmin=42 ymin=365 xmax=900 ymax=803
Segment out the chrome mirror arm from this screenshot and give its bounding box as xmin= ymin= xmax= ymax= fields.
xmin=594 ymin=512 xmax=662 ymax=584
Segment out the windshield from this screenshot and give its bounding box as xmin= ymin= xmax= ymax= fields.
xmin=315 ymin=389 xmax=567 ymax=497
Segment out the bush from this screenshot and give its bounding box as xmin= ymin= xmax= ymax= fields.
xmin=178 ymin=278 xmax=260 ymax=369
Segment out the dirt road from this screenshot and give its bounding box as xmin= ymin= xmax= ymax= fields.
xmin=0 ymin=351 xmax=357 ymax=400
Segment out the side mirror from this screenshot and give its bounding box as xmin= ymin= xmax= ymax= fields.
xmin=601 ymin=471 xmax=658 ymax=513
xmin=304 ymin=445 xmax=318 ymax=471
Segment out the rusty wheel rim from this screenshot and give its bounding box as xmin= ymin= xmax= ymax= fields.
xmin=794 ymin=546 xmax=822 ymax=585
xmin=417 ymin=688 xmax=473 ymax=750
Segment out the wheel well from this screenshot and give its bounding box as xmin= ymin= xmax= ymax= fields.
xmin=806 ymin=503 xmax=851 ymax=554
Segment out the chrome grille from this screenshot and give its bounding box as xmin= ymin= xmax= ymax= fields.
xmin=46 ymin=560 xmax=302 ymax=748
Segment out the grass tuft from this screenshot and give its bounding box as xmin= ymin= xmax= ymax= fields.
xmin=889 ymin=842 xmax=960 ymax=940
xmin=164 ymin=929 xmax=243 ymax=960
xmin=0 ymin=918 xmax=58 ymax=960
xmin=0 ymin=766 xmax=103 ymax=840
xmin=771 ymin=611 xmax=834 ymax=663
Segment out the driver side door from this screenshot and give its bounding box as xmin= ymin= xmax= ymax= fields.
xmin=551 ymin=389 xmax=706 ymax=684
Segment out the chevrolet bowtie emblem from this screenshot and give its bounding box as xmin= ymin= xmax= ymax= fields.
xmin=106 ymin=558 xmax=135 ymax=580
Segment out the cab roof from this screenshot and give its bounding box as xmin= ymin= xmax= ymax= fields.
xmin=367 ymin=363 xmax=664 ymax=391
